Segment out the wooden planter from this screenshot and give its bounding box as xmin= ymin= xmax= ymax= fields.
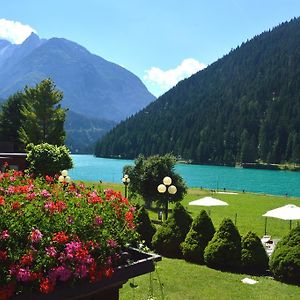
xmin=13 ymin=248 xmax=161 ymax=300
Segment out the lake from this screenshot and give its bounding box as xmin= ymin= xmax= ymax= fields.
xmin=69 ymin=155 xmax=300 ymax=197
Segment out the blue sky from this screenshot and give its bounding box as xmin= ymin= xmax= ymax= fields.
xmin=0 ymin=0 xmax=299 ymax=97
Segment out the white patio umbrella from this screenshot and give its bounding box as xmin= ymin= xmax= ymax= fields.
xmin=263 ymin=204 xmax=300 ymax=234
xmin=189 ymin=197 xmax=230 ymax=219
xmin=189 ymin=197 xmax=229 ymax=207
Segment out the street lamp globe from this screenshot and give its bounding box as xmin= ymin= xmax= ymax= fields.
xmin=61 ymin=170 xmax=68 ymax=177
xmin=58 ymin=175 xmax=64 ymax=183
xmin=122 ymin=174 xmax=130 ymax=198
xmin=163 ymin=176 xmax=172 ymax=186
xmin=168 ymin=185 xmax=177 ymax=194
xmin=157 ymin=184 xmax=167 ymax=193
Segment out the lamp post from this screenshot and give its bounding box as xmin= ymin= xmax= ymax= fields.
xmin=157 ymin=176 xmax=177 ymax=220
xmin=122 ymin=174 xmax=130 ymax=198
xmin=58 ymin=170 xmax=71 ymax=189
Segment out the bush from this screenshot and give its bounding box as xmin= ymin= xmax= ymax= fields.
xmin=135 ymin=205 xmax=156 ymax=248
xmin=152 ymin=202 xmax=192 ymax=258
xmin=241 ymin=231 xmax=269 ymax=274
xmin=0 ymin=169 xmax=138 ymax=298
xmin=204 ymin=218 xmax=241 ymax=271
xmin=181 ymin=210 xmax=215 ymax=264
xmin=26 ymin=143 xmax=73 ymax=176
xmin=269 ymin=226 xmax=300 ymax=285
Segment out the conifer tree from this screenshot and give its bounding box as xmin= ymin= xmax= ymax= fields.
xmin=19 ymin=78 xmax=67 ymax=146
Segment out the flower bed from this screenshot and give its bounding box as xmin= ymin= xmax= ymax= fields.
xmin=0 ymin=169 xmax=139 ymax=299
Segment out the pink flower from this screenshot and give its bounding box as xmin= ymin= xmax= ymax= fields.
xmin=16 ymin=268 xmax=31 ymax=282
xmin=40 ymin=189 xmax=51 ymax=198
xmin=45 ymin=246 xmax=57 ymax=258
xmin=30 ymin=229 xmax=43 ymax=243
xmin=1 ymin=230 xmax=10 ymax=240
xmin=9 ymin=176 xmax=16 ymax=182
xmin=26 ymin=192 xmax=36 ymax=201
xmin=74 ymin=264 xmax=88 ymax=279
xmin=49 ymin=265 xmax=72 ymax=282
xmin=94 ymin=216 xmax=103 ymax=226
xmin=107 ymin=239 xmax=117 ymax=248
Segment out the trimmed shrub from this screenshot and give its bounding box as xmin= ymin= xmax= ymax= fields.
xmin=204 ymin=218 xmax=241 ymax=271
xmin=269 ymin=226 xmax=300 ymax=285
xmin=26 ymin=143 xmax=73 ymax=177
xmin=135 ymin=205 xmax=156 ymax=248
xmin=152 ymin=202 xmax=192 ymax=258
xmin=181 ymin=210 xmax=215 ymax=264
xmin=241 ymin=231 xmax=269 ymax=274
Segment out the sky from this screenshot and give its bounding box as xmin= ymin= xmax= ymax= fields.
xmin=0 ymin=0 xmax=299 ymax=97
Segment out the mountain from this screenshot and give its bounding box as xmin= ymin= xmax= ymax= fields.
xmin=95 ymin=18 xmax=300 ymax=165
xmin=0 ymin=33 xmax=155 ymax=122
xmin=0 ymin=33 xmax=155 ymax=152
xmin=65 ymin=110 xmax=116 ymax=153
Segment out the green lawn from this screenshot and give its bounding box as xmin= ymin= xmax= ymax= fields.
xmin=120 ymin=258 xmax=300 ymax=300
xmin=97 ymin=183 xmax=300 ymax=299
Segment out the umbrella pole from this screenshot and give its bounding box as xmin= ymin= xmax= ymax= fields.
xmin=234 ymin=213 xmax=237 ymax=225
xmin=264 ymin=217 xmax=267 ymax=235
xmin=290 ymin=220 xmax=292 ymax=230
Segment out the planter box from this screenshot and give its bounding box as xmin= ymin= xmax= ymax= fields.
xmin=13 ymin=248 xmax=161 ymax=300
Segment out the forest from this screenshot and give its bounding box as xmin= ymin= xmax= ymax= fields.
xmin=95 ymin=18 xmax=300 ymax=165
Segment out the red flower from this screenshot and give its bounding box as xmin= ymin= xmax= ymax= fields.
xmin=104 ymin=267 xmax=114 ymax=278
xmin=52 ymin=232 xmax=69 ymax=244
xmin=11 ymin=201 xmax=21 ymax=210
xmin=0 ymin=250 xmax=8 ymax=261
xmin=39 ymin=277 xmax=55 ymax=294
xmin=20 ymin=253 xmax=33 ymax=265
xmin=45 ymin=175 xmax=54 ymax=183
xmin=125 ymin=211 xmax=135 ymax=229
xmin=0 ymin=196 xmax=5 ymax=206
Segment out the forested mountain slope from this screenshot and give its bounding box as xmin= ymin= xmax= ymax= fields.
xmin=95 ymin=18 xmax=300 ymax=165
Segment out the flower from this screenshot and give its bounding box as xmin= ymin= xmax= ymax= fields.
xmin=0 ymin=169 xmax=138 ymax=299
xmin=39 ymin=277 xmax=55 ymax=294
xmin=30 ymin=229 xmax=43 ymax=243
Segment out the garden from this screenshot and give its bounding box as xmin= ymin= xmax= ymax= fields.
xmin=0 ymin=147 xmax=300 ymax=300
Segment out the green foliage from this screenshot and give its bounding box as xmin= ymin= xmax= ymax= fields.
xmin=19 ymin=78 xmax=67 ymax=146
xmin=152 ymin=202 xmax=192 ymax=258
xmin=0 ymin=92 xmax=26 ymax=151
xmin=0 ymin=169 xmax=139 ymax=298
xmin=123 ymin=154 xmax=187 ymax=207
xmin=269 ymin=226 xmax=300 ymax=285
xmin=26 ymin=143 xmax=73 ymax=176
xmin=204 ymin=218 xmax=241 ymax=271
xmin=135 ymin=205 xmax=156 ymax=248
xmin=181 ymin=210 xmax=215 ymax=264
xmin=241 ymin=231 xmax=269 ymax=274
xmin=95 ymin=18 xmax=300 ymax=165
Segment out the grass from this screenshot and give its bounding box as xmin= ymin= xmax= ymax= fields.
xmin=94 ymin=182 xmax=300 ymax=299
xmin=120 ymin=259 xmax=300 ymax=300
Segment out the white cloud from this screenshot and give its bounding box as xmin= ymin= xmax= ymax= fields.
xmin=0 ymin=19 xmax=37 ymax=44
xmin=144 ymin=58 xmax=206 ymax=94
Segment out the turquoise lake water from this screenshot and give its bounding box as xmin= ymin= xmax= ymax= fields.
xmin=69 ymin=155 xmax=300 ymax=197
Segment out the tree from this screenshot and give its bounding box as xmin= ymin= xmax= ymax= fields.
xmin=19 ymin=78 xmax=67 ymax=146
xmin=181 ymin=210 xmax=215 ymax=264
xmin=241 ymin=231 xmax=269 ymax=274
xmin=0 ymin=92 xmax=26 ymax=151
xmin=26 ymin=143 xmax=73 ymax=177
xmin=134 ymin=205 xmax=156 ymax=249
xmin=152 ymin=203 xmax=192 ymax=258
xmin=269 ymin=226 xmax=300 ymax=284
xmin=123 ymin=154 xmax=187 ymax=208
xmin=204 ymin=218 xmax=241 ymax=271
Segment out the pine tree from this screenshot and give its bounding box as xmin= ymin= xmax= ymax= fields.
xmin=19 ymin=78 xmax=67 ymax=146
